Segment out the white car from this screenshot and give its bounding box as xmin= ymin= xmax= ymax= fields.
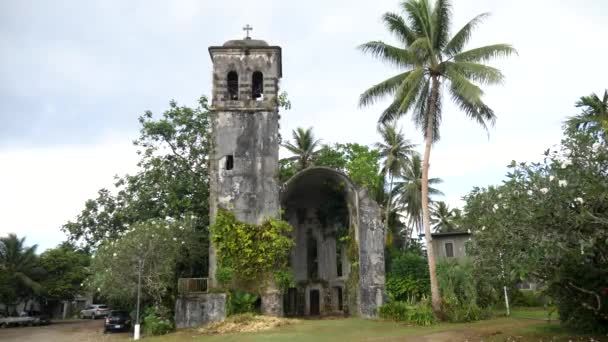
xmin=80 ymin=304 xmax=110 ymax=319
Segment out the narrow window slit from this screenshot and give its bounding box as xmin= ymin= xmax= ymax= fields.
xmin=225 ymin=155 xmax=234 ymax=170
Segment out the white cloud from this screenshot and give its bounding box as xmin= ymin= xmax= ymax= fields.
xmin=0 ymin=141 xmax=139 ymax=252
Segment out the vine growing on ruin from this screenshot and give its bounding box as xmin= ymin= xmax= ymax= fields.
xmin=210 ymin=209 xmax=294 ymax=291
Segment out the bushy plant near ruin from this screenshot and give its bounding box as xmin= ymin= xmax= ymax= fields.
xmin=143 ymin=306 xmax=174 ymax=336
xmin=437 ymin=259 xmax=491 ymax=322
xmin=385 ymin=251 xmax=430 ymax=302
xmin=379 ymin=298 xmax=436 ymax=326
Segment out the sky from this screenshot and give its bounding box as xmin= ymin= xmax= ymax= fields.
xmin=1 ymin=0 xmax=607 ymax=252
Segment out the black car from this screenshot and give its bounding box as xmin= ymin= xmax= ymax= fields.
xmin=103 ymin=310 xmax=132 ymax=333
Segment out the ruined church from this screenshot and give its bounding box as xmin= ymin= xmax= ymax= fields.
xmin=206 ymin=33 xmax=385 ymax=318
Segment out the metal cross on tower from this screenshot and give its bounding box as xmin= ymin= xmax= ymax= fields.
xmin=243 ymin=24 xmax=253 ymax=39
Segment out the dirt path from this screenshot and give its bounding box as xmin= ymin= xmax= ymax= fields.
xmin=0 ymin=319 xmax=130 ymax=342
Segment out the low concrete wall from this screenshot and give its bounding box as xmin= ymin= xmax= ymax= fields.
xmin=175 ymin=293 xmax=226 ymax=329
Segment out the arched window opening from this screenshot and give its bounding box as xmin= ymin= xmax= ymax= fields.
xmin=227 ymin=71 xmax=239 ymax=100
xmin=252 ymin=71 xmax=264 ymax=101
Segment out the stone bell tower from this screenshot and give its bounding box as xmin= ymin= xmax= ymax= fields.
xmin=207 ymin=30 xmax=283 ymax=315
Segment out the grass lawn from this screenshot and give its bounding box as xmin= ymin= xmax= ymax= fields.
xmin=493 ymin=306 xmax=559 ymax=320
xmin=132 ymin=311 xmax=605 ymax=342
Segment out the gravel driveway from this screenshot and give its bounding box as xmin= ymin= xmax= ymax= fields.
xmin=0 ymin=319 xmax=131 ymax=342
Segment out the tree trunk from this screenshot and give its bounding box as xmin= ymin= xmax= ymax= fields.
xmin=384 ymin=169 xmax=394 ymax=227
xmin=422 ymin=77 xmax=443 ymax=318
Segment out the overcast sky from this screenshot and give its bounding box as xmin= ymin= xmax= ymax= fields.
xmin=1 ymin=0 xmax=607 ymax=252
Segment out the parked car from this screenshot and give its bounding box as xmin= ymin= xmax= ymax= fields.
xmin=103 ymin=310 xmax=132 ymax=333
xmin=80 ymin=304 xmax=110 ymax=319
xmin=0 ymin=310 xmax=51 ymax=328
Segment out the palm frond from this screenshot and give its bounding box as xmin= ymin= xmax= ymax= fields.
xmin=397 ymin=68 xmax=426 ymax=115
xmin=382 ymin=12 xmax=418 ymax=45
xmin=454 ymin=44 xmax=517 ymax=62
xmin=443 ymin=61 xmax=504 ymax=85
xmin=403 ymin=0 xmax=433 ymax=40
xmin=359 ymin=71 xmax=411 ymax=107
xmin=432 ymin=0 xmax=451 ymax=50
xmin=358 ymin=41 xmax=416 ymax=67
xmin=443 ymin=13 xmax=490 ymax=58
xmin=448 ymin=76 xmax=496 ymax=131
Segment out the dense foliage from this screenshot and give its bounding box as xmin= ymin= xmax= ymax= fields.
xmin=39 ymin=243 xmax=90 ymax=302
xmin=378 ymin=299 xmax=436 ymax=326
xmin=280 ymin=142 xmax=383 ymax=199
xmin=63 ymin=97 xmax=211 ymax=278
xmin=143 ymin=306 xmax=174 ymax=335
xmin=0 ymin=234 xmax=43 ymax=311
xmin=90 ymin=217 xmax=199 ymax=309
xmin=227 ymin=290 xmax=260 ymax=315
xmin=437 ymin=259 xmax=491 ymax=322
xmin=210 ymin=210 xmax=294 ymax=292
xmin=463 ymin=127 xmax=608 ymax=332
xmin=0 ymin=236 xmax=91 ymax=315
xmin=385 ymin=251 xmax=429 ymax=302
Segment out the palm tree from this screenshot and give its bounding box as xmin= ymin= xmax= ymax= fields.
xmin=375 ymin=122 xmax=418 ymax=225
xmin=431 ymin=201 xmax=457 ymax=233
xmin=393 ymin=154 xmax=443 ymax=240
xmin=566 ymin=90 xmax=608 ymax=140
xmin=0 ymin=234 xmax=42 ymax=309
xmin=282 ymin=127 xmax=322 ymax=170
xmin=358 ymin=0 xmax=515 ymax=316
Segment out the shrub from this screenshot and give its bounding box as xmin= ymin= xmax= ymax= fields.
xmin=228 ymin=290 xmax=259 ymax=315
xmin=549 ymin=256 xmax=608 ymax=333
xmin=386 ymin=252 xmax=429 ymax=301
xmin=511 ymin=289 xmax=546 ymax=307
xmin=142 ymin=307 xmax=174 ymax=336
xmin=437 ymin=259 xmax=490 ymax=322
xmin=379 ymin=299 xmax=436 ymax=326
xmin=379 ymin=301 xmax=409 ymax=321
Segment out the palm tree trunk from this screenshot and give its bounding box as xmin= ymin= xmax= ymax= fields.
xmin=422 ymin=77 xmax=443 ymax=318
xmin=385 ymin=168 xmax=394 ymax=226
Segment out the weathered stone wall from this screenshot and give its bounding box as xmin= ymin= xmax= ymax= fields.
xmin=281 ymin=167 xmax=385 ymax=318
xmin=175 ymin=293 xmax=226 ymax=329
xmin=356 ymin=189 xmax=386 ymax=318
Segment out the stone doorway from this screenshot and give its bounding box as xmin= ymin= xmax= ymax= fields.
xmin=309 ymin=289 xmax=320 ymax=316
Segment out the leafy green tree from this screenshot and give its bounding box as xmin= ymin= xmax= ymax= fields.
xmin=393 ymin=155 xmax=443 ymax=239
xmin=39 ymin=243 xmax=90 ymax=302
xmin=358 ymin=0 xmax=516 ymax=316
xmin=0 ymin=234 xmax=42 ymax=311
xmin=464 ymin=127 xmax=608 ymax=332
xmin=375 ymin=122 xmax=418 ymax=225
xmin=63 ymin=97 xmax=211 ymax=277
xmin=431 ymin=201 xmax=458 ymax=233
xmin=566 ymin=89 xmax=608 ymax=141
xmin=313 ymin=143 xmax=383 ymax=199
xmin=282 ymin=127 xmax=322 ymax=170
xmin=90 ymin=217 xmax=199 ymax=309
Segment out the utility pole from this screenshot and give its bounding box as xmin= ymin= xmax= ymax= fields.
xmin=499 ymin=252 xmax=510 ymax=316
xmin=134 ymin=258 xmax=143 ymax=340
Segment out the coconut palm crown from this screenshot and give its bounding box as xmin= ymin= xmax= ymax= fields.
xmin=282 ymin=127 xmax=322 ymax=170
xmin=375 ymin=122 xmax=418 ymax=225
xmin=566 ymin=89 xmax=608 ymax=140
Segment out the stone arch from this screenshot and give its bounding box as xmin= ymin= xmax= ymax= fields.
xmin=281 ymin=167 xmax=385 ymax=318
